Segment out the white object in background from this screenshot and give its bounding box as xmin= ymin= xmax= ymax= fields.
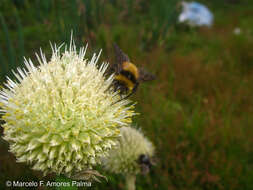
xmin=179 ymin=1 xmax=213 ymax=27
xmin=233 ymin=27 xmax=241 ymax=35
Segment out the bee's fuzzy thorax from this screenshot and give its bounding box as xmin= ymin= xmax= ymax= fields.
xmin=122 ymin=62 xmax=139 ymax=80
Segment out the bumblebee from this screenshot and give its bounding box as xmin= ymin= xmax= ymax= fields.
xmin=111 ymin=44 xmax=155 ymax=101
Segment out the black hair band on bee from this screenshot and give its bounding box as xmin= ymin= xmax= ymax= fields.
xmin=120 ymin=70 xmax=137 ymax=83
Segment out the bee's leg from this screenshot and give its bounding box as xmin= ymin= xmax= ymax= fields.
xmin=106 ymin=80 xmax=120 ymax=93
xmin=111 ymin=83 xmax=139 ymax=105
xmin=104 ymin=80 xmax=116 ymax=93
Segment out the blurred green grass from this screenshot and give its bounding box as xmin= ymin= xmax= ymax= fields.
xmin=0 ymin=0 xmax=253 ymax=189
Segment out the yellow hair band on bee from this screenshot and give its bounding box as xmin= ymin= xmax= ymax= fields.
xmin=122 ymin=62 xmax=139 ymax=79
xmin=114 ymin=74 xmax=135 ymax=91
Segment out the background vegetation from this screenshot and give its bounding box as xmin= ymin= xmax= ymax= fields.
xmin=0 ymin=0 xmax=253 ymax=189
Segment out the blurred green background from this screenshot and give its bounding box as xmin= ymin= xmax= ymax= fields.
xmin=0 ymin=0 xmax=253 ymax=189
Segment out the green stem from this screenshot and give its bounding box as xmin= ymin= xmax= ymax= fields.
xmin=125 ymin=174 xmax=136 ymax=190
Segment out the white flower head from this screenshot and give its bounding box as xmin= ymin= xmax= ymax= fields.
xmin=102 ymin=126 xmax=155 ymax=175
xmin=0 ymin=37 xmax=136 ymax=177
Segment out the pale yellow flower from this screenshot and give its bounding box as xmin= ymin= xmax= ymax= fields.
xmin=0 ymin=38 xmax=135 ymax=178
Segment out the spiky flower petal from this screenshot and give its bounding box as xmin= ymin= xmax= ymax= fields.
xmin=0 ymin=39 xmax=135 ymax=177
xmin=103 ymin=126 xmax=155 ymax=175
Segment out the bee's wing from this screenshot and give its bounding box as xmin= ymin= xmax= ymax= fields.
xmin=138 ymin=67 xmax=156 ymax=82
xmin=113 ymin=43 xmax=130 ymax=74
